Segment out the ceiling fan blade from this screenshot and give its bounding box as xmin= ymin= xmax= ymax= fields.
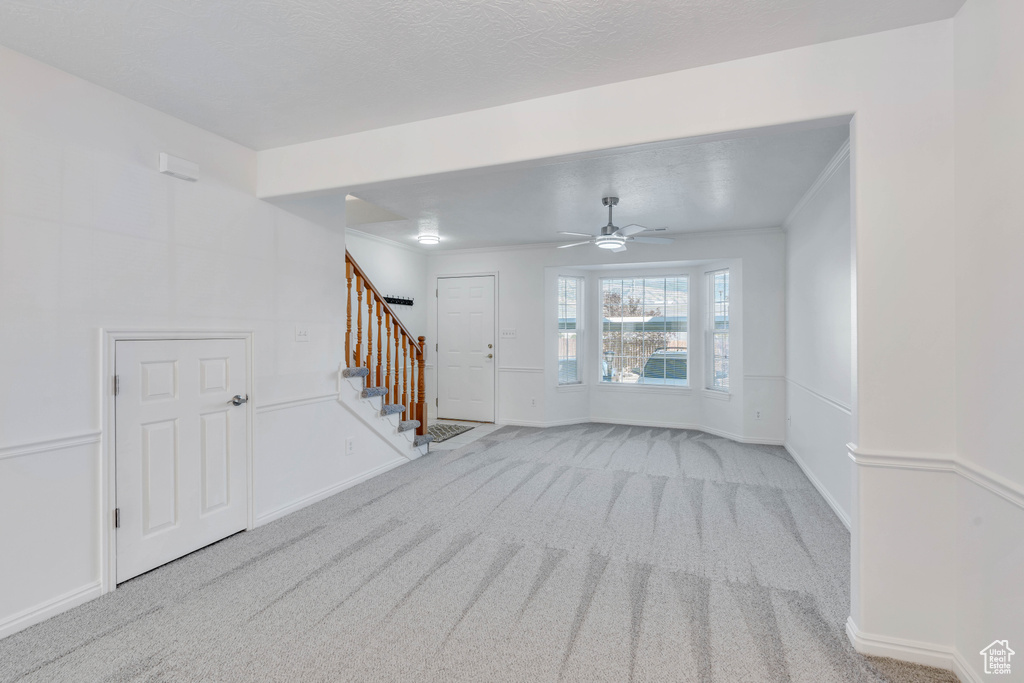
xmin=616 ymin=224 xmax=648 ymax=237
xmin=630 ymin=236 xmax=674 ymax=244
xmin=558 ymin=231 xmax=595 ymax=237
xmin=611 ymin=245 xmax=628 ymax=253
xmin=557 ymin=241 xmax=592 ymax=249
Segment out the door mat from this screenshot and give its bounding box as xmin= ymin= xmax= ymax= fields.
xmin=427 ymin=423 xmax=475 ymax=443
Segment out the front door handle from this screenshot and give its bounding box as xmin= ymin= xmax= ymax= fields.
xmin=486 ymin=354 xmax=493 ymax=359
xmin=230 ymin=394 xmax=249 ymax=406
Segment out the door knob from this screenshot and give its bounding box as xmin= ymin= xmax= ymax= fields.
xmin=487 ymin=343 xmax=493 ymax=349
xmin=486 ymin=354 xmax=493 ymax=359
xmin=230 ymin=394 xmax=249 ymax=406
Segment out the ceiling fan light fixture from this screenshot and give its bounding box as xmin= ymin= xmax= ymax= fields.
xmin=595 ymin=234 xmax=626 ymax=250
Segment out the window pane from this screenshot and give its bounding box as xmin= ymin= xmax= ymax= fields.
xmin=558 ymin=277 xmax=581 ymax=384
xmin=709 ymin=270 xmax=729 ymax=390
xmin=601 ymin=275 xmax=687 ymax=386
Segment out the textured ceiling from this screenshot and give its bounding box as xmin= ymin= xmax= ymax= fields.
xmin=349 ymin=122 xmax=850 ymax=250
xmin=0 ymin=0 xmax=961 ymax=149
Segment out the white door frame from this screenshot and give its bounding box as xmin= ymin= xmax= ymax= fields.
xmin=434 ymin=272 xmax=499 ymax=423
xmin=100 ymin=329 xmax=255 ymax=594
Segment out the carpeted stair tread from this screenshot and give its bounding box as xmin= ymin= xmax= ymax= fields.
xmin=397 ymin=420 xmax=420 ymax=432
xmin=361 ymin=386 xmax=389 ymax=398
xmin=342 ymin=367 xmax=369 ymax=378
xmin=413 ymin=434 xmax=434 ymax=447
xmin=381 ymin=404 xmax=406 ymax=416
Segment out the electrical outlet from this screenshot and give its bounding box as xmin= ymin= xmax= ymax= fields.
xmin=295 ymin=326 xmax=310 ymax=343
xmin=344 ymin=437 xmax=354 ymax=455
xmin=755 ymin=410 xmax=762 ymax=420
xmin=787 ymin=416 xmax=792 ymax=426
xmin=530 ymin=397 xmax=536 ymax=407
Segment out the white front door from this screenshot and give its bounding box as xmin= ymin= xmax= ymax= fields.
xmin=115 ymin=339 xmax=249 ymax=582
xmin=437 ymin=276 xmax=495 ymax=422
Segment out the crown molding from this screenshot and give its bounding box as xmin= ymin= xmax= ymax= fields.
xmin=784 ymin=138 xmax=851 ymax=228
xmin=345 ymin=228 xmax=424 ymax=254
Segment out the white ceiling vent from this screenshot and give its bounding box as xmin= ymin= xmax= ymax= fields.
xmin=158 ymin=153 xmax=199 ymax=182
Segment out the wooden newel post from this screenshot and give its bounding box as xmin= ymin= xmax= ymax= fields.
xmin=416 ymin=336 xmax=427 ymax=435
xmin=402 ymin=335 xmax=409 ymax=412
xmin=385 ymin=313 xmax=392 ymax=397
xmin=345 ymin=262 xmax=353 ymax=367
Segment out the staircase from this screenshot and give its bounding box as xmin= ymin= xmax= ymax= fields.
xmin=340 ymin=251 xmax=432 ymax=457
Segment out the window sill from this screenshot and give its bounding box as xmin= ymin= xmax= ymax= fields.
xmin=556 ymin=383 xmax=588 ymax=393
xmin=595 ymin=383 xmax=692 ymax=395
xmin=702 ymin=388 xmax=731 ymax=401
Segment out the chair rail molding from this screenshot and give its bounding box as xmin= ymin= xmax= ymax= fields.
xmin=847 ymin=444 xmax=1024 ymax=510
xmin=0 ymin=431 xmax=101 ymax=462
xmin=786 ymin=377 xmax=852 ymax=414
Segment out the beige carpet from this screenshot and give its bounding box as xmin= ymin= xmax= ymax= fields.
xmin=0 ymin=424 xmax=959 ymax=682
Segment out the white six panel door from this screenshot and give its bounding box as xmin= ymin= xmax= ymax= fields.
xmin=115 ymin=339 xmax=248 ymax=582
xmin=437 ymin=276 xmax=495 ymax=422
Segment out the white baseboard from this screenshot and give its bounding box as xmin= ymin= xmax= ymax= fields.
xmin=255 ymin=457 xmax=407 ymax=527
xmin=0 ymin=581 xmax=103 ymax=640
xmin=498 ymin=417 xmax=784 ymax=446
xmin=846 ymin=616 xmax=978 ymax=681
xmin=952 ymin=648 xmax=983 ymax=683
xmin=498 ymin=418 xmax=589 ymax=428
xmin=784 ymin=442 xmax=851 ymax=529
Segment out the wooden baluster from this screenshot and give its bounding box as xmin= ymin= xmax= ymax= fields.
xmin=394 ymin=320 xmax=401 ymax=403
xmin=416 ymin=336 xmax=427 ymax=435
xmin=355 ymin=274 xmax=363 ymax=368
xmin=345 ymin=262 xmax=353 ymax=367
xmin=365 ymin=289 xmax=374 ymax=384
xmin=385 ymin=312 xmax=392 ymax=399
xmin=409 ymin=343 xmax=416 ymax=419
xmin=402 ymin=335 xmax=409 ymax=414
xmin=375 ymin=299 xmax=384 ymax=387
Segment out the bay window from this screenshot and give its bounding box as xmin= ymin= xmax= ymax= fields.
xmin=600 ymin=276 xmax=688 ymax=386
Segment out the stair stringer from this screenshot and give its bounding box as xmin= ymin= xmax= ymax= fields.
xmin=336 ymin=365 xmax=428 ymax=460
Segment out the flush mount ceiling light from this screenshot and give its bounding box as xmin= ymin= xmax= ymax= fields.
xmin=416 ymin=216 xmax=440 ymax=245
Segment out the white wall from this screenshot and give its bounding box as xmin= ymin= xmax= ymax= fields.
xmin=426 ymin=229 xmax=786 ymax=443
xmin=258 ymin=20 xmax=961 ymax=672
xmin=344 ymin=230 xmax=428 ymax=338
xmin=0 ymin=45 xmax=402 ymax=638
xmin=784 ymin=145 xmax=853 ymax=527
xmin=953 ymin=0 xmax=1024 ymax=678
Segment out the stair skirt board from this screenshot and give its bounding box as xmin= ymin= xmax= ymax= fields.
xmin=338 ymin=368 xmax=428 ymax=461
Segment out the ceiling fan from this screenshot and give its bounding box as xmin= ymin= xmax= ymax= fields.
xmin=558 ymin=197 xmax=674 ymax=252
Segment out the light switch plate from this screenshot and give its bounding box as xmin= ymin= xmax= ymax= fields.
xmin=500 ymin=328 xmax=517 ymax=339
xmin=295 ymin=326 xmax=310 ymax=342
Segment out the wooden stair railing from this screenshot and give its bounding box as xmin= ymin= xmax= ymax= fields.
xmin=345 ymin=251 xmax=427 ymax=437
